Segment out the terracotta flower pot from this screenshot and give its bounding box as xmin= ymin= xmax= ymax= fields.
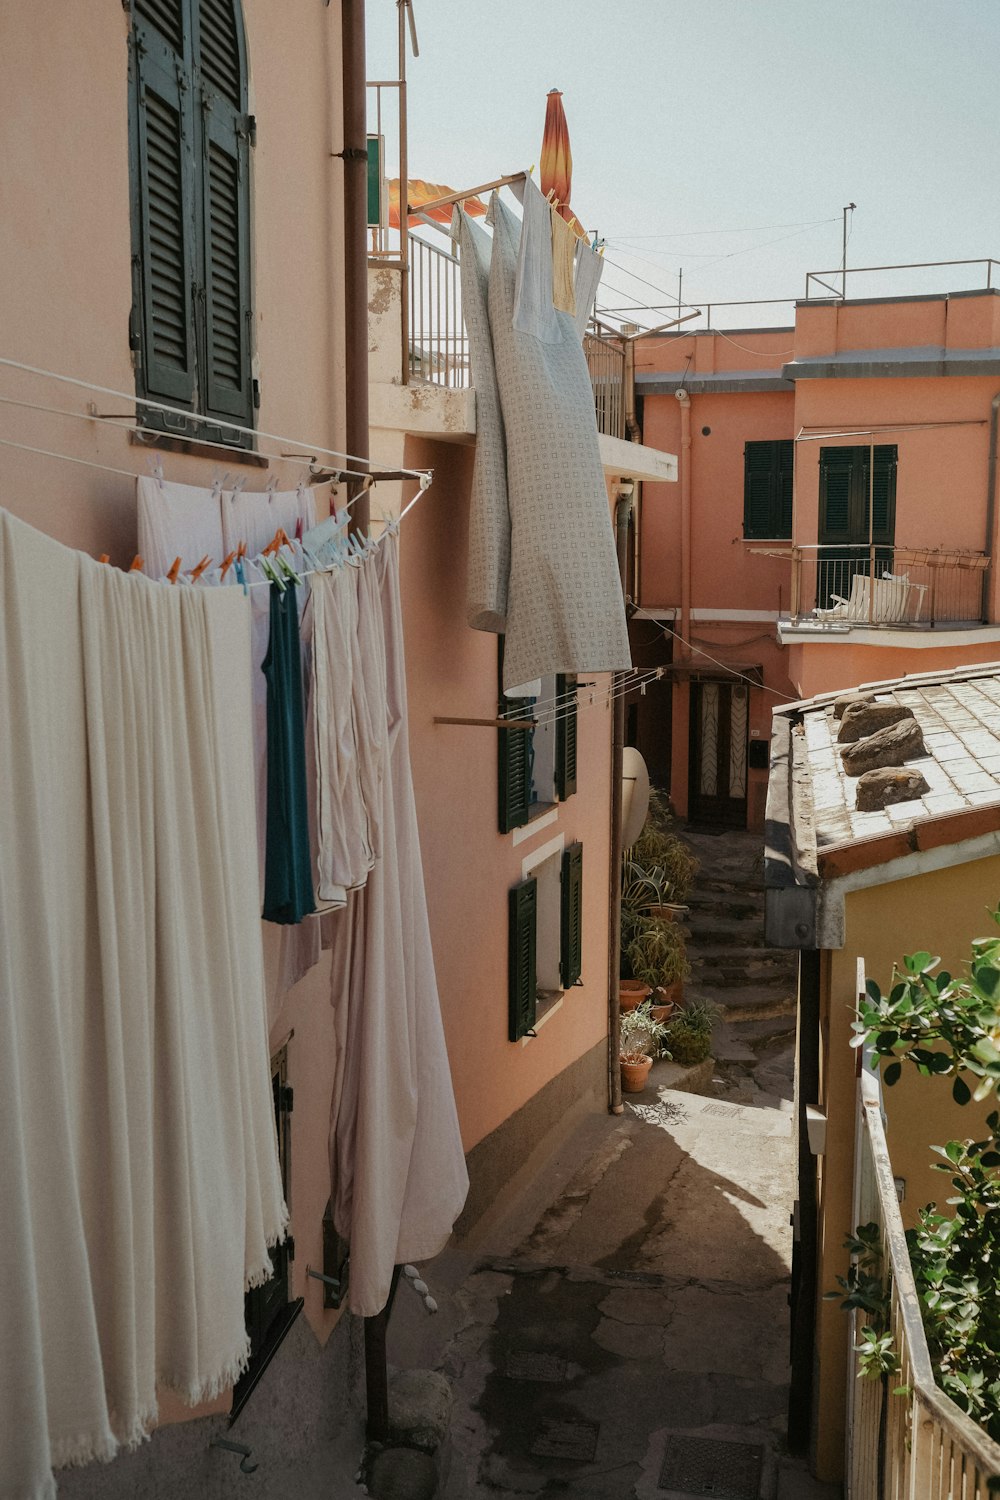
xmin=657 ymin=977 xmax=684 ymax=1006
xmin=650 ymin=1003 xmax=674 ymax=1025
xmin=619 ymin=981 xmax=651 ymax=1014
xmin=620 ymin=1054 xmax=653 ymax=1093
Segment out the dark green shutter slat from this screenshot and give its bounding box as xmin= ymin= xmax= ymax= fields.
xmin=134 ymin=0 xmax=184 ymax=52
xmin=862 ymin=447 xmax=897 ymax=543
xmin=499 ymin=702 xmax=532 ymax=832
xmin=743 ymin=440 xmax=793 ymax=539
xmin=134 ymin=43 xmax=197 ymax=406
xmin=819 ymin=450 xmax=854 ymax=540
xmin=560 ymin=843 xmax=583 ymax=989
xmin=555 ymin=674 xmax=578 ymax=800
xmin=197 ymin=0 xmax=242 ymax=104
xmin=508 ymin=878 xmax=537 ymax=1042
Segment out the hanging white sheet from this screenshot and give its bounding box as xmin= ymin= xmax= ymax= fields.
xmin=136 ymin=474 xmax=225 ymax=579
xmin=459 ymin=188 xmax=631 ymax=690
xmin=0 ymin=510 xmax=286 ymax=1500
xmin=326 ymin=536 xmax=468 ymax=1316
xmin=221 ymin=483 xmax=316 ymax=559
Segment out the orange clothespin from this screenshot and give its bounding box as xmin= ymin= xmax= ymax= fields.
xmin=190 ymin=555 xmax=212 ymax=582
xmin=167 ymin=557 xmax=182 ymax=584
xmin=129 ymin=555 xmax=144 ymax=572
xmin=237 ymin=540 xmax=248 ymax=559
xmin=220 ymin=549 xmax=237 ymax=580
xmin=99 ymin=553 xmax=110 ymax=565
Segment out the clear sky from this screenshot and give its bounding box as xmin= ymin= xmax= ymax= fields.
xmin=366 ymin=0 xmax=1000 ymax=329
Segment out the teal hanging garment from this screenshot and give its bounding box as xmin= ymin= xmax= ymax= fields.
xmin=262 ymin=581 xmax=316 ymax=924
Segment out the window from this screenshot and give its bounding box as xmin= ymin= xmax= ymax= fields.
xmin=498 ymin=651 xmax=578 ymax=833
xmin=743 ymin=439 xmax=793 ymax=540
xmin=231 ymin=1047 xmax=302 ymax=1420
xmin=128 ymin=0 xmax=254 ymax=444
xmin=508 ymin=844 xmax=584 ymax=1042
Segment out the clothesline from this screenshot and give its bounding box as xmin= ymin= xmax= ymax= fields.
xmin=0 ymin=392 xmax=369 ymax=484
xmin=631 ymin=607 xmax=798 ymax=701
xmin=0 ymin=353 xmax=433 ymax=483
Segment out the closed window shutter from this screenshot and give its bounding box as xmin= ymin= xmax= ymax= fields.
xmin=554 ymin=673 xmax=578 ymax=800
xmin=498 ymin=702 xmax=532 ymax=832
xmin=743 ymin=441 xmax=793 ymax=539
xmin=508 ymin=878 xmax=537 ymax=1041
xmin=560 ymin=843 xmax=583 ymax=989
xmin=862 ymin=446 xmax=897 ymax=543
xmin=133 ymin=29 xmax=197 ymax=406
xmin=195 ymin=0 xmax=253 ymax=426
xmin=819 ymin=449 xmax=855 ymax=540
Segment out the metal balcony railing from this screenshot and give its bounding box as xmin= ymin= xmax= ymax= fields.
xmin=848 ymin=968 xmax=1000 ymax=1497
xmin=405 ymin=234 xmax=630 ymax=437
xmin=751 ymin=544 xmax=989 ymax=627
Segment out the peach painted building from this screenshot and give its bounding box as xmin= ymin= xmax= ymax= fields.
xmin=1 ymin=5 xmax=678 ymax=1493
xmin=631 ymin=276 xmax=1000 ymax=833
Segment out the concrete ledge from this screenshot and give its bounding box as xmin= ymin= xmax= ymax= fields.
xmin=370 ymin=381 xmax=476 ymax=442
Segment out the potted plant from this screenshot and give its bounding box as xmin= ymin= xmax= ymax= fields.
xmin=626 ymin=916 xmax=690 ymax=1012
xmin=620 ymin=1001 xmax=671 ymax=1093
xmin=629 ymin=797 xmax=698 ymax=911
xmin=661 ymin=998 xmax=718 ymax=1068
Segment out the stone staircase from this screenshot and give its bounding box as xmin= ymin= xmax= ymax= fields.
xmin=680 ymin=827 xmax=798 ymax=1042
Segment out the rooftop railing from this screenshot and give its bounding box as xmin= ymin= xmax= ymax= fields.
xmin=848 ymin=966 xmax=1000 ymax=1497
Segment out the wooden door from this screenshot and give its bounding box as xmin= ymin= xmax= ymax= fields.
xmin=689 ymin=681 xmax=749 ymax=827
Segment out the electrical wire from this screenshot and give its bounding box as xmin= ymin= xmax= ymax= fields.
xmin=610 ymin=217 xmax=841 ymax=241
xmin=631 ymin=607 xmax=797 ymax=702
xmin=0 ymin=354 xmax=432 ymax=483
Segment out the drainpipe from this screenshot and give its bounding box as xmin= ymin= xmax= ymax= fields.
xmin=342 ymin=0 xmax=370 ymax=536
xmin=608 ymin=488 xmax=634 ymax=1115
xmin=984 ymin=391 xmax=1000 ymax=623
xmin=675 ymin=388 xmax=692 ymax=657
xmin=341 ymin=0 xmax=384 ymax=1441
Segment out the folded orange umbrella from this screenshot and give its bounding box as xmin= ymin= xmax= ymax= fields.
xmin=388 ymin=178 xmax=487 ymax=228
xmin=540 ymin=90 xmax=577 ymax=226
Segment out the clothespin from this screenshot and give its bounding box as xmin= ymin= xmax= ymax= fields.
xmin=294 ymin=516 xmax=304 ymax=542
xmin=129 ymin=555 xmax=144 ymax=572
xmin=265 ymin=475 xmax=278 ymax=500
xmin=238 ymin=540 xmax=248 ymax=559
xmin=220 ymin=549 xmax=237 ymax=581
xmin=234 ymin=555 xmax=248 ymax=596
xmin=190 ymin=555 xmax=212 ymax=582
xmin=640 ymin=680 xmax=647 ymax=696
xmin=148 ymin=456 xmax=165 ymax=491
xmin=276 ymin=553 xmax=303 ymax=586
xmin=99 ymin=554 xmax=110 ymax=565
xmin=167 ymin=557 xmax=182 ymax=585
xmin=231 ymin=475 xmax=247 ymax=501
xmin=259 ymin=554 xmax=286 ymax=592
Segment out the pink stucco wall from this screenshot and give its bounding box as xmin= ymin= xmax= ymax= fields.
xmin=400 ymin=436 xmax=613 ymax=1153
xmin=1 ymin=1 xmax=352 ymax=1392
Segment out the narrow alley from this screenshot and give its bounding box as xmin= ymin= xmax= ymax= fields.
xmin=385 ymin=832 xmax=839 ymax=1500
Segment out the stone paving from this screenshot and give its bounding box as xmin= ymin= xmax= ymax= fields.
xmin=382 ymin=829 xmax=840 ymax=1499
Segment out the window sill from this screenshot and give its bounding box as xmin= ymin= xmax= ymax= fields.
xmin=522 ymin=992 xmax=564 ymax=1044
xmin=130 ymin=428 xmax=268 ymax=469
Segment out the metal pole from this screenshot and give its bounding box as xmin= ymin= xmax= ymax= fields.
xmin=607 ymin=494 xmax=632 ymax=1115
xmin=342 ymin=0 xmax=370 ymax=536
xmin=842 ymin=203 xmax=856 ymax=299
xmin=868 ymin=439 xmax=875 ymax=625
xmin=397 ymin=1 xmax=410 ymax=387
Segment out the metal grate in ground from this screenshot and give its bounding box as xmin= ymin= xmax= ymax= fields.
xmin=658 ymin=1434 xmax=763 ymax=1497
xmin=530 ymin=1419 xmax=600 ymax=1461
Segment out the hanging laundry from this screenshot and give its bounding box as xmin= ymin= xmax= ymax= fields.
xmin=0 ymin=510 xmax=286 ymax=1500
xmin=459 ymin=188 xmax=631 ymax=691
xmin=510 ymin=174 xmax=562 ymax=344
xmin=327 ymin=534 xmax=468 ymax=1317
xmin=550 ymin=201 xmax=579 ymax=316
xmin=222 ymin=483 xmax=317 ymax=560
xmin=136 ymin=473 xmax=225 ymax=579
xmin=262 ymin=578 xmax=316 ymax=924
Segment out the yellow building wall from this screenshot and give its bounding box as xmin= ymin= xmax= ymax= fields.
xmin=813 ymin=855 xmax=1000 ymax=1480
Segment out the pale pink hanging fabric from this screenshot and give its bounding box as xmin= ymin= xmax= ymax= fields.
xmin=327 ymin=538 xmax=468 ymax=1315
xmin=0 ymin=510 xmax=286 ymax=1500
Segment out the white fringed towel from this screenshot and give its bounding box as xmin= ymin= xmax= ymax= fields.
xmin=0 ymin=510 xmax=286 ymax=1500
xmin=327 ymin=537 xmax=468 ymax=1316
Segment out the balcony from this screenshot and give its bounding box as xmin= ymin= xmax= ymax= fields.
xmin=751 ymin=544 xmax=989 ymax=633
xmin=847 ymin=1018 xmax=1000 ymax=1498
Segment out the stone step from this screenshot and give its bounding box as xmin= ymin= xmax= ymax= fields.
xmin=686 ymin=916 xmax=770 ymax=946
xmin=725 ymin=1013 xmax=798 ymax=1046
xmin=689 ymin=984 xmax=797 ymax=1023
xmin=689 ymin=947 xmax=797 ymax=980
xmin=685 ymin=891 xmax=764 ymax=920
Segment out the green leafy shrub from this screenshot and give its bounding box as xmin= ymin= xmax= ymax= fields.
xmin=662 ymin=998 xmax=717 ymax=1067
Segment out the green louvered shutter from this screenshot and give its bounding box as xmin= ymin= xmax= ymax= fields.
xmin=818 ymin=449 xmax=855 ymax=541
xmin=508 ymin=878 xmax=537 ymax=1041
xmin=132 ymin=13 xmax=197 ymax=407
xmin=777 ymin=439 xmax=794 ymax=537
xmin=560 ymin=843 xmax=583 ymax=989
xmin=743 ymin=442 xmax=775 ymax=539
xmin=499 ymin=702 xmax=532 ymax=832
xmin=195 ymin=0 xmax=253 ymax=428
xmin=862 ymin=446 xmax=898 ymax=544
xmin=554 ymin=674 xmax=578 ymax=800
